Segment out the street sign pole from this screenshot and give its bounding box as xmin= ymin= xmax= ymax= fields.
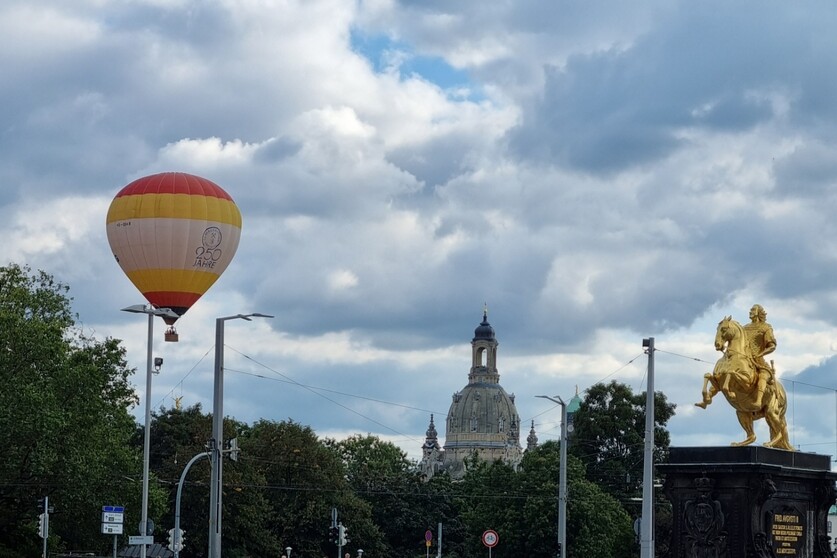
xmin=425 ymin=529 xmax=433 ymax=558
xmin=331 ymin=509 xmax=339 ymax=558
xmin=481 ymin=530 xmax=499 ymax=558
xmin=101 ymin=505 xmax=125 ymax=558
xmin=42 ymin=496 xmax=48 ymax=558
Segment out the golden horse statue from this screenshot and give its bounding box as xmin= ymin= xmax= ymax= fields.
xmin=695 ymin=316 xmax=793 ymax=450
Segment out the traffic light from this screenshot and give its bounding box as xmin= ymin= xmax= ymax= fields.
xmin=329 ymin=526 xmax=339 ymax=545
xmin=338 ymin=523 xmax=349 ymax=546
xmin=168 ymin=528 xmax=185 ymax=551
xmin=38 ymin=514 xmax=45 ymax=539
xmin=228 ymin=438 xmax=240 ymax=462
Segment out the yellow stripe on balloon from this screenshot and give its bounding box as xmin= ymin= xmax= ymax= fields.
xmin=106 ymin=193 xmax=242 ymax=227
xmin=125 ymin=268 xmax=224 ymax=294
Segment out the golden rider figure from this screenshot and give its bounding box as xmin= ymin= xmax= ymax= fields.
xmin=743 ymin=304 xmax=776 ymax=407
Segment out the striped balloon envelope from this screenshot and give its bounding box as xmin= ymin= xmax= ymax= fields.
xmin=106 ymin=172 xmax=242 ymax=332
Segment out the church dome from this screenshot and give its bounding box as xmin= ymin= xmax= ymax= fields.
xmin=473 ymin=309 xmax=495 ymax=341
xmin=440 ymin=310 xmax=522 ymax=477
xmin=445 ymin=381 xmax=519 ymax=448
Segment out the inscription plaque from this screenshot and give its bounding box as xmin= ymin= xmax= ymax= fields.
xmin=772 ymin=513 xmax=804 ymax=555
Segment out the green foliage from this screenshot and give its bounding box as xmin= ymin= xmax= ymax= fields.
xmin=327 ymin=434 xmax=430 ymax=557
xmin=149 ymin=405 xmax=279 ymax=558
xmin=449 ymin=444 xmax=634 ymax=558
xmin=244 ymin=420 xmax=387 ymax=557
xmin=0 ymin=264 xmax=150 ymax=555
xmin=569 ymin=381 xmax=675 ymax=504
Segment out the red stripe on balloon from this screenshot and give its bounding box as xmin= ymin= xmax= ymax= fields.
xmin=144 ymin=291 xmax=202 ymax=312
xmin=114 ymin=172 xmax=234 ymax=201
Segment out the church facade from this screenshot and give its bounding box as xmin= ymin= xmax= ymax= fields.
xmin=420 ymin=310 xmax=524 ymax=479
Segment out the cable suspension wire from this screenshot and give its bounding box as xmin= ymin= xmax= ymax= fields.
xmin=153 ymin=345 xmax=214 ymax=409
xmin=654 ymin=348 xmax=714 ymax=365
xmin=223 ymin=345 xmax=423 ymax=444
xmin=224 ymin=365 xmax=445 ymax=416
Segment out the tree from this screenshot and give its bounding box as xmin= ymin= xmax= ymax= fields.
xmin=568 ymin=381 xmax=675 ymax=505
xmin=328 ymin=434 xmax=433 ymax=557
xmin=567 ymin=381 xmax=675 ymax=557
xmin=243 ymin=420 xmax=387 ymax=557
xmin=148 ymin=404 xmax=279 ymax=558
xmin=456 ymin=458 xmax=521 ymax=558
xmin=453 ymin=443 xmax=634 ymax=558
xmin=0 ymin=264 xmax=155 ymax=556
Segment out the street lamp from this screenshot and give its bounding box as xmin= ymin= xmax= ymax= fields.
xmin=285 ymin=546 xmax=292 ymax=558
xmin=536 ymin=394 xmax=568 ymax=558
xmin=640 ymin=337 xmax=656 ymax=558
xmin=208 ymin=313 xmax=273 ymax=558
xmin=121 ymin=304 xmax=179 ymax=558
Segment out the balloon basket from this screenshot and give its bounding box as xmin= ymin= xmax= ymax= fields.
xmin=165 ymin=327 xmax=179 ymax=343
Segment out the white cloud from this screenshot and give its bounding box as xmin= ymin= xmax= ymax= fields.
xmin=0 ymin=4 xmax=101 ymax=61
xmin=156 ymin=137 xmax=258 ymax=169
xmin=4 ymin=0 xmax=837 ymax=461
xmin=1 ymin=196 xmax=108 ymax=266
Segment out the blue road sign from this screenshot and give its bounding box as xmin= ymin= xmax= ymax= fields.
xmin=103 ymin=506 xmax=125 ymax=513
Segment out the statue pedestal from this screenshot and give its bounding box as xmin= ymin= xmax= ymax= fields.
xmin=659 ymin=447 xmax=837 ymax=558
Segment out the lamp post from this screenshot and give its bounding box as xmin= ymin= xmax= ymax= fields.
xmin=640 ymin=337 xmax=656 ymax=558
xmin=285 ymin=546 xmax=292 ymax=558
xmin=208 ymin=313 xmax=273 ymax=558
xmin=121 ymin=304 xmax=179 ymax=558
xmin=536 ymin=395 xmax=567 ymax=558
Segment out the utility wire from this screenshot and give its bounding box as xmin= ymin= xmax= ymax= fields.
xmin=224 ymin=345 xmax=424 ymax=445
xmin=153 ymin=345 xmax=214 ymax=409
xmin=224 ymin=365 xmax=445 ymax=416
xmin=655 ymin=348 xmax=714 ymax=365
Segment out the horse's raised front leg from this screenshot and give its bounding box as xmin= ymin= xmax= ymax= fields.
xmin=731 ymin=410 xmax=757 ymax=447
xmin=695 ymin=373 xmax=718 ymax=409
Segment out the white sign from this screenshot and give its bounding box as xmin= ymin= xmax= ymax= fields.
xmin=102 ymin=512 xmax=124 ymax=524
xmin=102 ymin=523 xmax=124 ymax=535
xmin=129 ymin=535 xmax=153 ymax=545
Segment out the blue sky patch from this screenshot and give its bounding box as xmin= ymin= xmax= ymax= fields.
xmin=350 ymin=29 xmax=477 ymax=97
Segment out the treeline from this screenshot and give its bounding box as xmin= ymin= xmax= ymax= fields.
xmin=0 ymin=264 xmax=675 ymax=558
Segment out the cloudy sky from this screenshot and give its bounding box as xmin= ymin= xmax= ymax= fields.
xmin=4 ymin=0 xmax=837 ymax=463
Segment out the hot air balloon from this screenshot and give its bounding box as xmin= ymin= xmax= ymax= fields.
xmin=106 ymin=172 xmax=242 ymax=341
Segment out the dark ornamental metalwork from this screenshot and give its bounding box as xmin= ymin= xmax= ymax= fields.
xmin=683 ymin=476 xmax=728 ymax=557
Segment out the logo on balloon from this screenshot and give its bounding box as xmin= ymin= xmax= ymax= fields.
xmin=195 ymin=227 xmax=223 ymax=268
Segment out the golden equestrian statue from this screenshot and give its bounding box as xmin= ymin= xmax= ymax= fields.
xmin=695 ymin=305 xmax=793 ymax=450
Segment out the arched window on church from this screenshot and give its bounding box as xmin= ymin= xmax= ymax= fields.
xmin=499 ymin=416 xmax=505 ymax=432
xmin=476 ymin=347 xmax=487 ymax=366
xmin=470 ymin=414 xmax=478 ymax=432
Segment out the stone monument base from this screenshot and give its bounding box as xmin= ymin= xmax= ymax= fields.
xmin=659 ymin=446 xmax=837 ymax=558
